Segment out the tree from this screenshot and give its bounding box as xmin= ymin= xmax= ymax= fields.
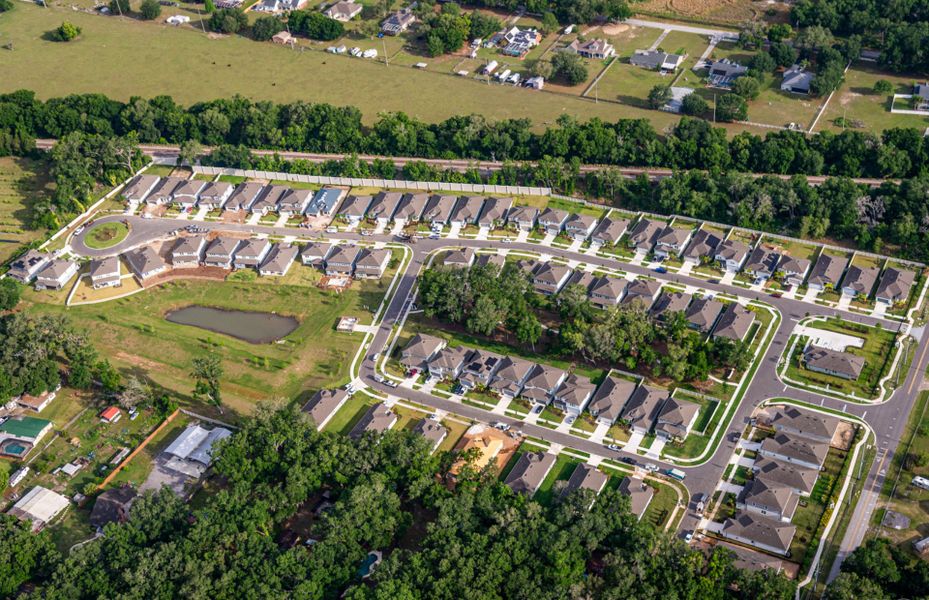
xmin=767 ymin=23 xmax=793 ymax=42
xmin=681 ymin=93 xmax=709 ymax=117
xmin=288 ymin=10 xmax=344 ymax=41
xmin=192 ymin=355 xmax=224 ymax=411
xmin=208 ymin=8 xmax=247 ymax=34
xmin=0 ymin=0 xmax=13 ymax=12
xmin=0 ymin=279 xmax=21 ymax=310
xmin=177 ymin=139 xmax=202 ymax=166
xmin=873 ymin=79 xmax=893 ymax=94
xmin=469 ymin=11 xmax=501 ymax=39
xmin=750 ymin=51 xmax=776 ymax=73
xmin=732 ymin=76 xmax=761 ymax=100
xmin=54 ymin=22 xmax=82 ymax=42
xmin=204 ymin=0 xmax=215 ymax=12
xmin=118 ymin=376 xmax=150 ymax=410
xmin=647 ymin=85 xmax=672 ymax=109
xmin=769 ymin=41 xmax=798 ymax=67
xmin=540 ymin=11 xmax=559 ymax=34
xmin=0 ymin=515 xmax=58 ymax=596
xmin=716 ymin=94 xmax=748 ymax=122
xmin=527 ymin=58 xmax=553 ymax=79
xmin=96 ymin=360 xmax=122 ymax=395
xmin=825 ymin=573 xmax=890 ymax=600
xmin=108 ymin=0 xmax=129 ymax=15
xmin=139 ymin=0 xmax=161 ymax=20
xmin=550 ymin=52 xmax=588 ymax=86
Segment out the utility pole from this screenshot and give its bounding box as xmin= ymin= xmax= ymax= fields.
xmin=197 ymin=7 xmax=207 ymax=34
xmin=383 ymin=38 xmax=388 ymax=67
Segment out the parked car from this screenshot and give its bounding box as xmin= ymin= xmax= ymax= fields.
xmin=532 ymin=404 xmax=543 ymax=414
xmin=653 ymin=266 xmax=667 ymax=274
xmin=492 ymin=422 xmax=510 ymax=431
xmin=373 ymin=374 xmax=386 ymax=383
xmin=326 ymin=227 xmax=338 ymax=233
xmin=607 ymin=444 xmax=622 ymax=451
xmin=644 ymin=463 xmax=659 ymax=472
xmin=620 ymin=456 xmax=636 ymax=465
xmin=565 ymin=415 xmax=576 ymax=425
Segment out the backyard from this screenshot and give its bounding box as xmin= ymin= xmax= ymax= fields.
xmin=0 ymin=156 xmax=51 ymax=264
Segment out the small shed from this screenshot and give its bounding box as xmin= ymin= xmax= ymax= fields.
xmin=272 ymin=31 xmax=295 ymax=46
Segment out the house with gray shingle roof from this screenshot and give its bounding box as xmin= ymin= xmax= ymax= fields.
xmin=475 ymin=253 xmax=506 ymax=271
xmin=841 ymin=265 xmax=880 ymax=298
xmin=458 ymin=349 xmax=503 ymax=390
xmin=683 ymin=229 xmax=722 ymax=265
xmin=621 ymin=279 xmax=660 ymax=308
xmin=348 ymin=403 xmax=397 ymax=440
xmin=324 ymin=245 xmax=359 ymax=275
xmin=803 ymin=346 xmax=865 ymax=381
xmin=171 ymin=236 xmax=207 ymax=267
xmin=712 ymin=304 xmax=756 ymax=342
xmin=777 ymin=255 xmax=811 ymax=286
xmin=302 ymin=388 xmax=350 ymax=431
xmin=654 ymin=397 xmax=700 ymax=441
xmin=400 ymin=334 xmax=446 ymax=371
xmin=621 ymin=385 xmax=668 ymax=435
xmin=566 ymin=38 xmax=615 ymax=59
xmin=171 ymin=180 xmax=207 ymax=209
xmin=538 ymin=207 xmax=569 ymax=233
xmin=685 ymin=297 xmax=724 ymax=332
xmin=35 ymin=259 xmax=78 ymax=290
xmin=630 ymin=49 xmax=685 ymax=72
xmin=488 ymin=356 xmax=535 ymax=399
xmin=277 ymin=189 xmax=314 ymax=216
xmin=203 ymin=237 xmax=242 ymax=268
xmin=477 ymin=197 xmax=512 ymax=228
xmin=506 ymin=205 xmax=539 ymax=231
xmin=249 ymin=185 xmax=287 ymax=215
xmin=354 ymin=248 xmax=391 ymax=279
xmin=588 ymin=376 xmax=637 ymax=426
xmin=232 ymin=238 xmax=272 ymax=269
xmin=337 ymin=195 xmax=374 ymax=223
xmin=365 ymin=191 xmax=402 ymax=225
xmin=781 ymin=64 xmax=814 ymax=94
xmin=531 ymin=262 xmax=573 ymax=296
xmin=520 ymin=363 xmax=567 ymax=406
xmin=393 ymin=193 xmax=428 ymax=222
xmin=125 ymin=247 xmax=167 ymax=280
xmin=564 ymin=213 xmax=598 ymax=240
xmin=619 ymin=476 xmax=655 ymax=520
xmin=259 ymin=244 xmax=299 ymax=276
xmin=89 ymin=256 xmax=121 ymax=289
xmin=650 ymin=291 xmax=691 ymax=322
xmin=654 ymin=225 xmax=693 ymax=259
xmin=589 ymin=276 xmax=627 ymax=308
xmin=590 ymin=216 xmax=629 ymax=246
xmin=715 ymin=239 xmax=751 ymax=272
xmin=444 ymin=248 xmax=475 ymax=268
xmin=744 ymin=247 xmax=780 ymax=280
xmin=145 ymin=177 xmax=185 ymax=205
xmin=224 ymin=182 xmax=264 ymax=212
xmin=721 ymin=512 xmax=796 ymax=555
xmin=504 ymin=451 xmax=556 ymax=496
xmin=876 ymin=267 xmax=915 ymax=305
xmin=122 ymin=174 xmax=160 ymax=203
xmin=413 ymin=418 xmax=448 ymax=453
xmin=807 ymin=253 xmax=847 ymax=291
xmin=449 ymin=196 xmax=485 ymax=226
xmin=300 ymin=242 xmax=332 ymax=267
xmin=8 ymin=250 xmax=51 ymax=283
xmin=562 ymin=464 xmax=609 ymax=504
xmin=552 ymin=373 xmax=596 ymax=415
xmin=427 ymin=346 xmax=472 ymax=380
xmin=770 ymin=406 xmax=838 ymax=444
xmin=628 ymin=218 xmax=662 ymax=252
xmin=759 ymin=433 xmax=829 ymax=470
xmin=752 ymin=456 xmax=819 ymax=496
xmin=422 ymin=195 xmax=457 ymax=226
xmin=196 ymin=181 xmax=234 ymax=210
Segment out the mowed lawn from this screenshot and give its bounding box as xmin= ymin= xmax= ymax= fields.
xmin=23 ymin=275 xmax=382 ymax=416
xmin=0 ymin=4 xmax=675 ymax=130
xmin=0 ymin=156 xmax=51 ymax=263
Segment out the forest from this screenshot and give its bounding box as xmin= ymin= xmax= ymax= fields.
xmin=2 ymin=405 xmax=798 ymax=599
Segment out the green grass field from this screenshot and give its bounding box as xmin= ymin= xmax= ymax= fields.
xmin=0 ymin=156 xmax=51 ymax=264
xmin=83 ymin=221 xmax=130 ymax=249
xmin=817 ymin=64 xmax=929 ymax=134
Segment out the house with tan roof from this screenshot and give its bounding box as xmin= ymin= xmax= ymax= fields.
xmin=259 ymin=244 xmax=299 ymax=276
xmin=712 ymin=304 xmax=756 ymax=342
xmin=807 ymin=253 xmax=847 ymax=291
xmin=393 ymin=193 xmax=428 ymax=222
xmin=444 ymin=247 xmax=475 ymax=268
xmin=566 ymin=38 xmax=615 ymax=59
xmin=507 ymin=205 xmax=539 ymax=231
xmin=224 ymin=182 xmax=264 ymax=212
xmin=277 ymin=188 xmax=314 ymax=216
xmin=337 ymin=194 xmax=374 ymax=223
xmin=204 ymin=237 xmax=242 ymax=268
xmin=301 ymin=388 xmax=350 ymax=431
xmin=552 ymin=373 xmax=596 ymax=415
xmin=564 ymin=213 xmax=598 ymax=240
xmin=504 ymin=451 xmax=556 ymax=496
xmin=619 ymin=476 xmax=654 ymax=520
xmin=232 ymin=238 xmax=272 ymax=269
xmin=876 ymin=267 xmax=915 ymax=305
xmin=349 ymin=403 xmax=397 ymax=440
xmin=125 ymin=247 xmax=167 ymax=280
xmin=121 ymin=174 xmax=160 ymax=203
xmin=197 ymin=181 xmax=234 ymax=210
xmin=477 ymin=197 xmax=512 ymax=228
xmin=488 ymin=356 xmax=535 ymax=399
xmin=449 ymin=196 xmax=485 ymax=226
xmin=353 ymin=248 xmax=391 ymax=279
xmin=714 ymin=239 xmax=751 ymax=272
xmin=422 ymin=195 xmax=457 ymax=226
xmin=323 ymin=245 xmax=359 ymax=276
xmin=654 ymin=397 xmax=700 ymax=441
xmin=324 ymin=0 xmax=362 ymax=21
xmin=427 ymin=346 xmax=472 ymax=380
xmin=589 ymin=276 xmax=627 ymax=308
xmin=171 ymin=236 xmax=207 ymax=267
xmin=531 ymin=262 xmax=573 ymax=295
xmin=841 ymin=265 xmax=879 ymax=298
xmin=538 ymin=207 xmax=569 ymax=234
xmin=400 ymin=334 xmax=446 ymax=371
xmin=685 ymin=297 xmax=723 ymax=332
xmin=520 ymin=364 xmax=567 ymax=406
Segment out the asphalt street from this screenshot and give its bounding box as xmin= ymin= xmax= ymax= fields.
xmin=72 ymin=214 xmax=929 ymax=569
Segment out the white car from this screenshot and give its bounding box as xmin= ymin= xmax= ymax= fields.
xmin=492 ymin=422 xmax=510 ymax=431
xmin=645 ymin=463 xmax=659 ymax=472
xmin=362 ymin=49 xmax=378 ymax=59
xmin=325 ymin=227 xmax=338 ymax=234
xmin=350 ymin=47 xmax=362 ymax=57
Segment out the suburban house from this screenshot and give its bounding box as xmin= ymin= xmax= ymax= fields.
xmin=712 ymin=304 xmax=756 ymax=342
xmin=89 ymin=485 xmax=137 ymax=531
xmin=301 ymin=388 xmax=350 ymax=431
xmin=588 ymin=376 xmax=637 ymax=426
xmin=566 ymin=38 xmax=615 ymax=59
xmin=621 ymin=385 xmax=668 ymax=435
xmin=8 ymin=250 xmax=51 ymax=283
xmin=203 ymin=237 xmax=242 ymax=268
xmin=449 ymin=196 xmax=485 ymax=226
xmin=323 ymin=245 xmax=359 ymax=276
xmin=15 ymin=389 xmax=57 ymax=413
xmin=422 ymin=195 xmax=457 ymax=226
xmin=650 ymin=291 xmax=691 ymax=322
xmin=770 ymin=406 xmax=838 ymax=445
xmin=306 ymin=188 xmax=344 ymax=217
xmin=914 ymin=82 xmax=929 ymax=111
xmin=121 ymin=174 xmax=160 ymax=203
xmin=519 ymin=363 xmax=568 ymax=406
xmin=34 ymin=259 xmax=78 ymax=290
xmin=444 ymin=247 xmax=476 ymax=268
xmin=627 ymin=218 xmax=662 ymax=252
xmin=258 ymin=244 xmax=299 ymax=276
xmin=589 ymin=276 xmax=627 ymax=308
xmin=564 ymin=213 xmax=598 ymax=240
xmin=715 ymin=239 xmax=751 ymax=271
xmin=381 ymin=9 xmax=415 ymax=35
xmin=499 ymin=26 xmax=541 ymax=58
xmin=744 ymin=247 xmax=780 ymax=280
xmin=353 ymin=248 xmax=392 ymax=279
xmin=618 ymin=476 xmax=655 ymax=521
xmin=324 ymin=0 xmax=362 ymax=21
xmin=7 ymin=486 xmax=70 ymax=532
xmin=752 ymin=456 xmax=819 ymax=496
xmin=654 ymin=225 xmax=693 ymax=259
xmin=249 ymin=185 xmax=287 ymax=215
xmin=89 ymin=256 xmax=121 ymax=289
xmin=161 ymin=424 xmax=232 ymax=478
xmin=759 ymin=433 xmax=829 ymax=470
xmin=393 ymin=193 xmax=429 ymax=222
xmin=337 ymin=195 xmax=374 ymax=223
xmin=125 ymin=247 xmax=167 ymax=280
xmin=427 ymin=346 xmax=472 ymax=380
xmin=629 ymin=49 xmax=685 ymax=72
xmin=367 ymin=191 xmax=403 ymax=225
xmin=196 ymin=181 xmax=234 ymax=210
xmin=477 ymin=197 xmax=512 ymax=228
xmin=803 ymin=346 xmax=865 ymax=381
xmin=875 ymin=267 xmax=915 ymax=305
xmin=171 ymin=179 xmax=206 ymax=209
xmin=145 ymin=176 xmax=185 ymax=205
xmin=683 ymin=229 xmax=722 ymax=265
xmin=552 ymin=373 xmax=596 ymax=415
xmin=300 ymin=242 xmax=331 ymax=267
xmin=504 ymin=451 xmax=556 ymax=496
xmin=171 ymin=235 xmax=207 ymax=267
xmin=841 ymin=265 xmax=880 ymax=298
xmin=807 ymin=253 xmax=847 ymax=291
xmin=0 ymin=416 xmax=53 ymax=458
xmin=567 ymin=270 xmax=596 ymax=293
xmin=781 ymin=64 xmax=814 ymax=94
xmin=447 ymin=424 xmax=507 ymax=482
xmin=777 ymin=255 xmax=811 ymax=286
xmin=232 ymin=238 xmax=272 ymax=270
xmin=458 ymin=349 xmax=503 ymax=390
xmin=706 ymin=59 xmax=748 ymax=88
xmin=488 ymin=356 xmax=535 ymax=399
xmin=736 ymin=477 xmax=800 ymax=522
xmin=686 ymin=297 xmax=724 ymax=332
xmin=721 ymin=512 xmax=796 ymax=555
xmin=413 ymin=419 xmax=448 ymax=453
xmin=562 ymin=464 xmax=609 ymax=502
xmin=537 ymin=207 xmax=569 ymax=234
xmin=224 ymin=182 xmax=264 ymax=212
xmin=654 ymin=397 xmax=700 ymax=441
xmin=277 ymin=189 xmax=314 ymax=216
xmin=348 ymin=403 xmax=397 ymax=440
xmin=531 ymin=262 xmax=573 ymax=295
xmin=590 ymin=216 xmax=629 ymax=246
xmin=662 ymin=86 xmax=696 ymax=114
xmin=621 ymin=279 xmax=661 ymax=308
xmin=475 ymin=253 xmax=506 ymax=271
xmin=400 ymin=334 xmax=446 ymax=372
xmin=507 ymin=205 xmax=539 ymax=231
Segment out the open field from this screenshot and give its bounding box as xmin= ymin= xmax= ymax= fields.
xmin=0 ymin=156 xmax=50 ymax=264
xmin=817 ymin=64 xmax=929 ymax=134
xmin=634 ymin=0 xmax=770 ymax=25
xmin=22 ymin=273 xmax=385 ymax=417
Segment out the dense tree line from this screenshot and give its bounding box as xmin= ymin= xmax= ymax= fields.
xmin=453 ymin=0 xmax=631 ymax=24
xmin=5 ymin=405 xmax=795 ymax=598
xmin=825 ymin=538 xmax=929 ymax=599
xmin=418 ymin=262 xmax=752 ymax=384
xmin=415 ymin=2 xmax=502 ymax=56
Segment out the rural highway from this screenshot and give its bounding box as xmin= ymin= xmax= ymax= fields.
xmin=70 ymin=213 xmax=929 ymax=578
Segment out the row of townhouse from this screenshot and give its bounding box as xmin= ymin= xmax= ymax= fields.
xmin=7 ymin=250 xmax=79 ymax=291
xmin=124 ymin=175 xmax=346 ymax=218
xmin=336 ymin=192 xmax=514 ymax=229
xmin=720 ymin=407 xmax=839 ymax=556
xmin=300 ymin=242 xmax=392 ymax=279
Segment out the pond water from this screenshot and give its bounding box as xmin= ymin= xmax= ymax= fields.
xmin=165 ymin=306 xmax=299 ymax=344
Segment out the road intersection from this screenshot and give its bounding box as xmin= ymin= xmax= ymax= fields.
xmin=70 ymin=212 xmax=929 ymax=581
